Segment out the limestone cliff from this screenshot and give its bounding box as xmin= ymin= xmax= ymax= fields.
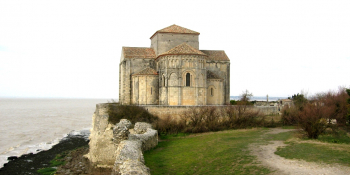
xmin=86 ymin=103 xmax=117 ymax=168
xmin=85 ymin=103 xmax=158 ymax=174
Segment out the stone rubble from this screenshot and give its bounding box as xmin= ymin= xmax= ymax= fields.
xmin=112 ymin=121 xmax=157 ymax=175
xmin=113 ymin=119 xmax=133 ymax=145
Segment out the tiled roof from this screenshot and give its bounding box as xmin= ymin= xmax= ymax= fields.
xmin=133 ymin=67 xmax=158 ymax=76
xmin=207 ymin=71 xmax=223 ymax=79
xmin=158 ymin=43 xmax=207 ymax=58
xmin=200 ymin=50 xmax=230 ymax=61
xmin=123 ymin=47 xmax=156 ymax=59
xmin=150 ymin=24 xmax=199 ymax=39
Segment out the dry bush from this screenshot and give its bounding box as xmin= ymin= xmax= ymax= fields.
xmin=222 ymin=105 xmax=264 ymax=129
xmin=297 ymin=102 xmax=330 ymax=139
xmin=153 ymin=115 xmax=185 ymax=135
xmin=282 ymin=88 xmax=350 ymax=139
xmin=281 ymin=105 xmax=299 ymax=125
xmin=182 ymin=107 xmax=223 ymax=133
xmin=313 ymin=88 xmax=349 ymax=126
xmin=107 ymin=104 xmax=158 ymax=125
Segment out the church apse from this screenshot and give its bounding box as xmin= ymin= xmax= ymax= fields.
xmin=119 ymin=24 xmax=230 ymax=106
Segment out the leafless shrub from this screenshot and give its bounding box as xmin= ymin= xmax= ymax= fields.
xmin=281 ymin=105 xmax=299 ymax=125
xmin=297 ymin=102 xmax=329 ymax=139
xmin=153 ymin=115 xmax=185 ymax=135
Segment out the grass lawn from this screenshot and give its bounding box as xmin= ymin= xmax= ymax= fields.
xmin=144 ymin=129 xmax=271 ymax=175
xmin=275 ymin=130 xmax=350 ymax=166
xmin=275 ymin=142 xmax=350 ymax=166
xmin=144 ymin=127 xmax=350 ymax=174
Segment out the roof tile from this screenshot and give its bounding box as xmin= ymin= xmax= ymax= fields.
xmin=151 ymin=24 xmax=199 ymax=38
xmin=123 ymin=47 xmax=156 ymax=59
xmin=158 ymin=43 xmax=206 ymax=57
xmin=200 ymin=50 xmax=230 ymax=61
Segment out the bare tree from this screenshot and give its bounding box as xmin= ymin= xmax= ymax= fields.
xmin=240 ymin=89 xmax=253 ymax=102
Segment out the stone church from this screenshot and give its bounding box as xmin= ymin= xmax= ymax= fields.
xmin=119 ymin=24 xmax=230 ymax=106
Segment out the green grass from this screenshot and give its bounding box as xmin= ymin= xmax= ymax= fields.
xmin=281 ymin=125 xmax=297 ymax=129
xmin=37 ymin=167 xmax=57 ymax=175
xmin=275 ymin=142 xmax=350 ymax=166
xmin=144 ymin=129 xmax=271 ymax=175
xmin=37 ymin=153 xmax=66 ymax=175
xmin=317 ymin=134 xmax=350 ymax=144
xmin=264 ymin=131 xmax=294 ymax=142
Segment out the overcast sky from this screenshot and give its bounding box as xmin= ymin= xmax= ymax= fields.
xmin=1 ymin=0 xmax=349 ymax=99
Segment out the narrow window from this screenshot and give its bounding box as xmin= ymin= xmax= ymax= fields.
xmin=151 ymin=87 xmax=152 ymax=94
xmin=186 ymin=73 xmax=190 ymax=86
xmin=211 ymin=88 xmax=213 ymax=96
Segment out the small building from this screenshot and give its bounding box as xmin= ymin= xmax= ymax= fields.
xmin=119 ymin=25 xmax=230 ymax=105
xmin=277 ymin=99 xmax=293 ymax=111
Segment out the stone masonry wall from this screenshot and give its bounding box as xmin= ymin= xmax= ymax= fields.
xmin=151 ymin=33 xmax=199 ymax=56
xmin=141 ymin=105 xmax=279 ymax=120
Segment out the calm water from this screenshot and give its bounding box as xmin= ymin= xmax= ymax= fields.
xmin=0 ymin=98 xmax=108 ymax=168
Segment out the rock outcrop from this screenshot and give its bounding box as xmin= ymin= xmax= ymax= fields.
xmin=85 ymin=103 xmax=158 ymax=175
xmin=112 ymin=121 xmax=157 ymax=175
xmin=86 ymin=104 xmax=116 ymax=168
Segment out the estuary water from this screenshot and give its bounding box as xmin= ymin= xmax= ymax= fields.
xmin=0 ymin=98 xmax=108 ymax=168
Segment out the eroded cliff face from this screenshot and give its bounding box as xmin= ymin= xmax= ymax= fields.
xmin=85 ymin=103 xmax=158 ymax=174
xmin=86 ymin=103 xmax=117 ymax=168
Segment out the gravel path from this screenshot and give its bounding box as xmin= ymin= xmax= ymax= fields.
xmin=250 ymin=128 xmax=350 ymax=175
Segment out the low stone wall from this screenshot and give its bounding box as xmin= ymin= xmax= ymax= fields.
xmin=112 ymin=121 xmax=158 ymax=175
xmin=140 ymin=105 xmax=279 ymax=119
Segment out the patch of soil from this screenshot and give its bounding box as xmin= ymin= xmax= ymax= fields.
xmin=55 ymin=147 xmax=113 ymax=175
xmin=250 ymin=128 xmax=350 ymax=175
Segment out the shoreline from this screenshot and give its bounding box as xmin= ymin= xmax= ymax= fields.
xmin=0 ymin=131 xmax=90 ymax=175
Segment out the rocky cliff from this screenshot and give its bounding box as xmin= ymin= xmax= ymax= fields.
xmin=85 ymin=103 xmax=158 ymax=174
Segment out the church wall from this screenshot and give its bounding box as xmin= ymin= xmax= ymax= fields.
xmin=157 ymin=55 xmax=208 ymax=106
xmin=146 ymin=76 xmax=159 ymax=105
xmin=120 ymin=60 xmax=131 ymax=104
xmin=206 ymin=61 xmax=230 ymax=104
xmin=207 ymin=80 xmax=224 ymax=105
xmin=197 ymin=87 xmax=206 ymax=105
xmin=182 ymin=87 xmax=196 ymax=105
xmin=132 ymin=76 xmax=139 ymax=104
xmin=120 ymin=58 xmax=156 ymax=105
xmin=159 ymin=87 xmax=167 ymax=105
xmin=225 ymin=62 xmax=230 ymax=105
xmin=151 ymin=33 xmax=199 ymax=56
xmin=168 ymin=87 xmax=179 ymax=105
xmin=151 ymin=34 xmax=158 ymax=57
xmin=132 ymin=75 xmax=159 ymax=105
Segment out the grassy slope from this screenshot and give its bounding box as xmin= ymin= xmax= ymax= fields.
xmin=144 ymin=129 xmax=270 ymax=175
xmin=144 ymin=127 xmax=350 ymax=175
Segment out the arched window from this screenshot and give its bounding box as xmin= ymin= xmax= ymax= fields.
xmin=186 ymin=73 xmax=190 ymax=86
xmin=211 ymin=88 xmax=214 ymax=96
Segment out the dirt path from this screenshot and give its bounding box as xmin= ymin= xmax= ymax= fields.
xmin=250 ymin=128 xmax=350 ymax=175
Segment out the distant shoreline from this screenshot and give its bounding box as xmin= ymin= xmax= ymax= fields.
xmin=230 ymin=96 xmax=287 ymax=101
